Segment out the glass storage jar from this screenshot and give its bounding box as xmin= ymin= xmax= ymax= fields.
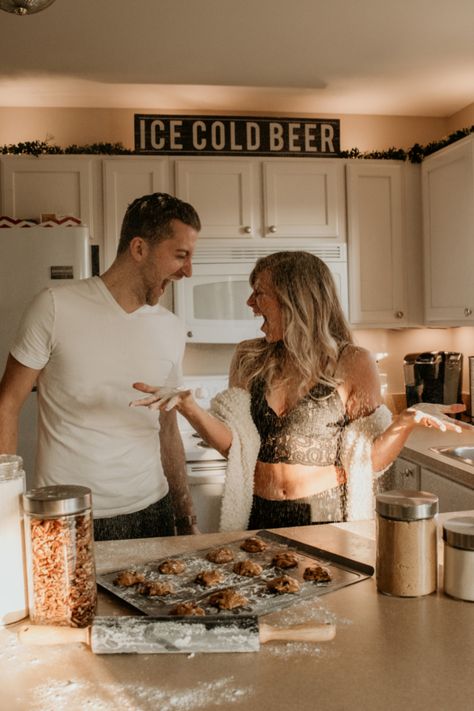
xmin=375 ymin=489 xmax=439 ymax=597
xmin=0 ymin=454 xmax=28 ymax=625
xmin=443 ymin=516 xmax=474 ymax=602
xmin=23 ymin=485 xmax=97 ymax=627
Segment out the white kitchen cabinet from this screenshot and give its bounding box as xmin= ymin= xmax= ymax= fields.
xmin=0 ymin=155 xmax=97 ymax=234
xmin=420 ymin=467 xmax=474 ymax=513
xmin=346 ymin=161 xmax=422 ymax=327
xmin=390 ymin=457 xmax=421 ymax=490
xmin=262 ymin=159 xmax=345 ymax=240
xmin=422 ymin=135 xmax=474 ymax=325
xmin=102 ymin=157 xmax=171 ymax=268
xmin=174 ymin=157 xmax=345 ymax=242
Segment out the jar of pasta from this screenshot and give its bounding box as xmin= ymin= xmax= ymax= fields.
xmin=375 ymin=489 xmax=439 ymax=597
xmin=23 ymin=485 xmax=97 ymax=627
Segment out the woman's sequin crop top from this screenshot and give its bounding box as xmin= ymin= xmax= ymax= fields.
xmin=250 ymin=378 xmax=348 ymax=466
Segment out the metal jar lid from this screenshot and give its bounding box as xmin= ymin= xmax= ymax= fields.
xmin=442 ymin=516 xmax=474 ymax=551
xmin=23 ymin=485 xmax=92 ymax=516
xmin=0 ymin=454 xmax=24 ymax=480
xmin=375 ymin=489 xmax=439 ymax=521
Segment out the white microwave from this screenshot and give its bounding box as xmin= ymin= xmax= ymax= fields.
xmin=174 ymin=242 xmax=348 ymax=344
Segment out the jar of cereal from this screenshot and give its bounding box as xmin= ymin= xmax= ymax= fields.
xmin=23 ymin=485 xmax=96 ymax=627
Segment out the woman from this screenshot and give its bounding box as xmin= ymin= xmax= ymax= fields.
xmin=131 ymin=251 xmax=464 ymax=531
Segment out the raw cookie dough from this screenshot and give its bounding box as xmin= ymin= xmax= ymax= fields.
xmin=170 ymin=602 xmax=205 ymax=616
xmin=266 ymin=575 xmax=300 ymax=594
xmin=137 ymin=580 xmax=175 ymax=596
xmin=113 ymin=570 xmax=145 ymax=587
xmin=158 ymin=559 xmax=186 ymax=575
xmin=272 ymin=552 xmax=299 ymax=569
xmin=206 ymin=547 xmax=234 ymax=564
xmin=208 ymin=587 xmax=249 ymax=610
xmin=233 ymin=560 xmax=263 ymax=577
xmin=303 ymin=564 xmax=332 ymax=582
xmin=195 ymin=569 xmax=225 ymax=587
xmin=240 ymin=537 xmax=268 ymax=553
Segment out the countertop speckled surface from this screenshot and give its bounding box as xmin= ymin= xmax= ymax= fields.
xmin=401 ymin=420 xmax=474 ymax=488
xmin=2 ymin=516 xmax=474 ymax=711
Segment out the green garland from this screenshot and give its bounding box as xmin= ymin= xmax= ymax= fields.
xmin=1 ymin=126 xmax=474 ymax=162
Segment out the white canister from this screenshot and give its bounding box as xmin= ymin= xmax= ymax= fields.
xmin=0 ymin=454 xmax=28 ymax=625
xmin=443 ymin=516 xmax=474 ymax=602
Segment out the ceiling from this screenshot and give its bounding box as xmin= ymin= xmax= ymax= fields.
xmin=0 ymin=0 xmax=473 ymax=117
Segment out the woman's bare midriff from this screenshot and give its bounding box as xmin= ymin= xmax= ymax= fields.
xmin=253 ymin=460 xmax=346 ymax=500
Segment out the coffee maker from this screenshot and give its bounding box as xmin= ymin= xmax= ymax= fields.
xmin=403 ymin=351 xmax=463 ymax=407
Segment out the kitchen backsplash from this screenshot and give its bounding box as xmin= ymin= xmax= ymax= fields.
xmin=183 ymin=326 xmax=474 ymax=405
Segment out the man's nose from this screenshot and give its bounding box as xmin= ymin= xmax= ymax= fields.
xmin=182 ymin=257 xmax=193 ymax=277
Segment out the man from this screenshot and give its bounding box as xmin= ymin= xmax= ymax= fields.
xmin=0 ymin=192 xmax=201 ymax=540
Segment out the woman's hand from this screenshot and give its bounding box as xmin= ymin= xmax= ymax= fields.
xmin=403 ymin=402 xmax=466 ymax=433
xmin=130 ymin=382 xmax=192 ymax=412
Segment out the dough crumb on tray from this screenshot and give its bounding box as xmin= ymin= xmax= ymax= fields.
xmin=266 ymin=575 xmax=300 ymax=594
xmin=206 ymin=547 xmax=234 ymax=564
xmin=208 ymin=587 xmax=249 ymax=610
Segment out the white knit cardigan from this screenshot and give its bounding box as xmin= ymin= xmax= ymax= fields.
xmin=210 ymin=387 xmax=393 ymax=532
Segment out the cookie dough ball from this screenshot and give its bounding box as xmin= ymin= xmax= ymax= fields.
xmin=266 ymin=575 xmax=300 ymax=594
xmin=233 ymin=559 xmax=263 ymax=577
xmin=206 ymin=547 xmax=234 ymax=564
xmin=272 ymin=552 xmax=299 ymax=569
xmin=170 ymin=602 xmax=205 ymax=616
xmin=158 ymin=559 xmax=186 ymax=575
xmin=113 ymin=570 xmax=145 ymax=587
xmin=303 ymin=564 xmax=332 ymax=583
xmin=137 ymin=580 xmax=174 ymax=596
xmin=195 ymin=569 xmax=225 ymax=587
xmin=240 ymin=537 xmax=268 ymax=553
xmin=208 ymin=587 xmax=249 ymax=610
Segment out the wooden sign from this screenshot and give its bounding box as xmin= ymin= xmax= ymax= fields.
xmin=134 ymin=114 xmax=340 ymax=157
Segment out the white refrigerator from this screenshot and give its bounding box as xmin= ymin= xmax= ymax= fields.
xmin=0 ymin=226 xmax=92 ymax=485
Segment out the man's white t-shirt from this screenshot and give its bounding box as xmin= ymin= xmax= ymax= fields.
xmin=11 ymin=277 xmax=185 ymax=517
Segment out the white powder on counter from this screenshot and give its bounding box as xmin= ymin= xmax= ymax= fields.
xmin=31 ymin=676 xmax=252 ymax=711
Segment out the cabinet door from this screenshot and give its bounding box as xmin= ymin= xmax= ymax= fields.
xmin=346 ymin=162 xmax=407 ymax=326
xmin=422 ymin=137 xmax=474 ymax=325
xmin=420 ymin=468 xmax=474 ymax=513
xmin=175 ymin=159 xmax=257 ymax=239
xmin=391 ymin=457 xmax=420 ymax=489
xmin=103 ymin=157 xmax=170 ymax=269
xmin=263 ymin=159 xmax=345 ymax=240
xmin=1 ymin=155 xmax=94 ymax=229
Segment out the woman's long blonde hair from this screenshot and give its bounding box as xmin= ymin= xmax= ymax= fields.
xmin=231 ymin=251 xmax=353 ymax=404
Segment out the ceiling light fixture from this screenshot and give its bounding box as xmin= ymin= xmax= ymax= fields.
xmin=0 ymin=0 xmax=57 ymax=15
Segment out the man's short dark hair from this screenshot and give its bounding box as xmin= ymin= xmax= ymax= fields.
xmin=117 ymin=192 xmax=201 ymax=255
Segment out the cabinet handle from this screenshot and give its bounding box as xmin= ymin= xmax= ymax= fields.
xmin=187 ymin=331 xmax=193 ymax=338
xmin=268 ymin=225 xmax=277 ymax=234
xmin=465 ymin=307 xmax=472 ymax=317
xmin=243 ymin=226 xmax=252 ymax=234
xmin=395 ymin=311 xmax=404 ymax=319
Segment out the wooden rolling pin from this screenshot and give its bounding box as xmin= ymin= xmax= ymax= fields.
xmin=18 ymin=615 xmax=336 ymax=654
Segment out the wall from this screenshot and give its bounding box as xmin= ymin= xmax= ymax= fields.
xmin=0 ymin=107 xmax=450 ymax=152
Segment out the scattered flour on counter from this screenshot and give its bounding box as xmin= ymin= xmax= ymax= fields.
xmin=31 ymin=676 xmax=253 ymax=711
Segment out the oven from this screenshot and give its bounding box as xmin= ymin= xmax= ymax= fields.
xmin=178 ymin=376 xmax=228 ymax=532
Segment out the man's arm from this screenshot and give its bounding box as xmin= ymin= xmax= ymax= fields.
xmin=159 ymin=408 xmax=199 ymax=535
xmin=0 ymin=355 xmax=41 ymax=453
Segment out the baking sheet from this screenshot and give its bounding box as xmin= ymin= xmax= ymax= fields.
xmin=97 ymin=529 xmax=374 ymax=618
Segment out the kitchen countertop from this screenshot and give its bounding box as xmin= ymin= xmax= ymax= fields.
xmin=2 ymin=516 xmax=474 ymax=711
xmin=401 ymin=418 xmax=474 ymax=489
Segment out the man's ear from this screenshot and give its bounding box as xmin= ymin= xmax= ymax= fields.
xmin=129 ymin=236 xmax=148 ymax=262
